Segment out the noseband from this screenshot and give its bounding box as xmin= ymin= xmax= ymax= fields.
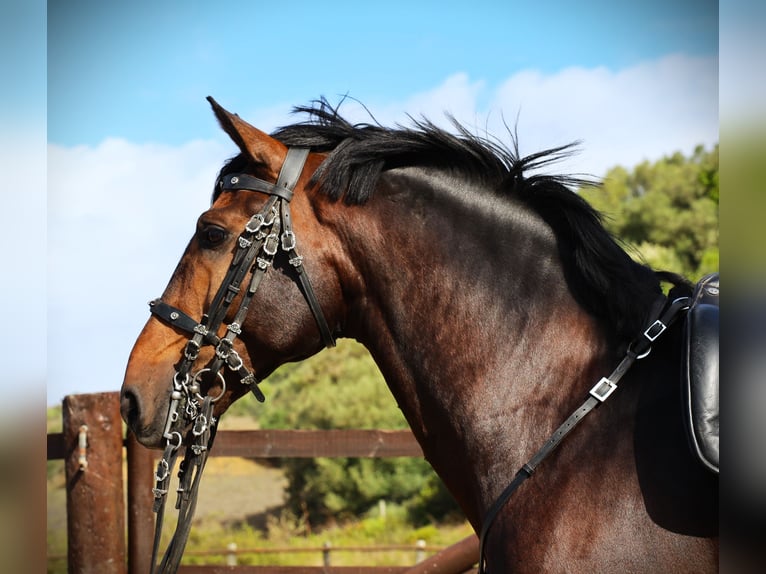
xmin=146 ymin=147 xmax=335 ymax=573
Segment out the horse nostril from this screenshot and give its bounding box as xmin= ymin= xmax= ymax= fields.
xmin=120 ymin=387 xmax=141 ymax=429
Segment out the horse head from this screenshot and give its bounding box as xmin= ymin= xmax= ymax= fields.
xmin=121 ymin=98 xmax=344 ymax=447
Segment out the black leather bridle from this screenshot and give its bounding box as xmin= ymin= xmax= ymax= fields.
xmin=146 ymin=147 xmax=335 ymax=573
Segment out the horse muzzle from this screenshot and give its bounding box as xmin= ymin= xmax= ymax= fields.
xmin=120 ymin=381 xmax=171 ymax=448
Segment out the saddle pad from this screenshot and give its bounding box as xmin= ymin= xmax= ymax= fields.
xmin=683 ymin=273 xmax=719 ymax=473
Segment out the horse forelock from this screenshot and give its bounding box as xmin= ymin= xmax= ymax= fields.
xmin=224 ymin=98 xmax=673 ymax=345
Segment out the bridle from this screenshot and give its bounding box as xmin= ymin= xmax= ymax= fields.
xmin=146 ymin=147 xmax=335 ymax=573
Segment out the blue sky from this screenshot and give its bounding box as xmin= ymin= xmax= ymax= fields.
xmin=3 ymin=1 xmax=727 ymax=406
xmin=48 ymin=0 xmax=717 ymax=147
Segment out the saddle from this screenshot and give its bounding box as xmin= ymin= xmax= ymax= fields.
xmin=682 ymin=273 xmax=719 ymax=473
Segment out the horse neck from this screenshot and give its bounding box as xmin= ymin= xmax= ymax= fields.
xmin=330 ymin=168 xmax=614 ymax=525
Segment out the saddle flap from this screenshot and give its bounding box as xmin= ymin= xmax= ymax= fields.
xmin=683 ymin=273 xmax=719 ymax=473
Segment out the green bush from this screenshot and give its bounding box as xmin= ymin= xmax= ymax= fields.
xmin=230 ymin=339 xmax=460 ymax=526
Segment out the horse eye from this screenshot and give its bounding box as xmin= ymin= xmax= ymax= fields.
xmin=199 ymin=225 xmax=228 ymax=248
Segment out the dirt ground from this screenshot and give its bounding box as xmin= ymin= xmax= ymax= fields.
xmin=194 ymin=456 xmax=287 ymax=527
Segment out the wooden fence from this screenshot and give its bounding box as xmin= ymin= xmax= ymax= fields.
xmin=47 ymin=392 xmax=479 ymax=574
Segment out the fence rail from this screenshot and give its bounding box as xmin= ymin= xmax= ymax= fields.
xmin=47 ymin=391 xmax=479 ymax=574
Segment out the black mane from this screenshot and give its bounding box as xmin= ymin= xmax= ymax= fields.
xmin=271 ymin=99 xmax=587 ymax=206
xmin=227 ymin=99 xmax=685 ymax=344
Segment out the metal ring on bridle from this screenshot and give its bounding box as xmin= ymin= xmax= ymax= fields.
xmin=173 ymin=371 xmax=189 ymax=390
xmin=191 ymin=368 xmax=226 ymax=402
xmin=164 ymin=431 xmax=183 ymax=451
xmin=628 ymin=343 xmax=652 ymax=360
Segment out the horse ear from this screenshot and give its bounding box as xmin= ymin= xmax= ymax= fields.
xmin=206 ymin=96 xmax=287 ymax=175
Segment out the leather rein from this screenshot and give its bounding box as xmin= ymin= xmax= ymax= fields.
xmin=146 ymin=147 xmax=335 ymax=573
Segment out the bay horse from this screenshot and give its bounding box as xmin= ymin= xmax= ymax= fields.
xmin=121 ymin=97 xmax=718 ymax=572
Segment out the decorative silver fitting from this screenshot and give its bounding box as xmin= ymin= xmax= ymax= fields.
xmin=152 ymin=487 xmax=168 ymax=499
xmin=193 ymin=324 xmax=208 ymax=336
xmin=215 ymin=339 xmax=232 ymax=360
xmin=184 ymin=340 xmax=201 ymax=361
xmin=281 ymin=230 xmax=296 ymax=251
xmin=238 ymin=236 xmax=253 ymax=249
xmin=228 ymin=322 xmax=242 ymax=335
xmin=192 ymin=415 xmax=208 ymax=436
xmin=289 ymin=254 xmax=304 ymax=268
xmin=263 ymin=233 xmax=279 ymax=256
xmin=264 ymin=205 xmax=278 ymax=226
xmin=227 ymin=348 xmax=244 ymax=371
xmin=246 ymin=213 xmax=265 ymax=233
xmin=256 ymin=257 xmax=271 ymax=270
xmin=155 ymin=459 xmax=170 ymax=482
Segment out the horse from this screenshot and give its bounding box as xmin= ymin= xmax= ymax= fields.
xmin=120 ymin=97 xmax=718 ymax=572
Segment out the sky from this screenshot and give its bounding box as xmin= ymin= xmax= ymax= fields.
xmin=1 ymin=0 xmax=735 ymax=407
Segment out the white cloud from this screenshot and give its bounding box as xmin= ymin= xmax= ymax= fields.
xmin=720 ymin=12 xmax=766 ymax=126
xmin=487 ymin=54 xmax=718 ymax=176
xmin=47 ymin=138 xmax=229 ymax=403
xmin=367 ymin=54 xmax=717 ymax=178
xmin=266 ymin=54 xmax=717 ymax=178
xmin=1 ymin=129 xmax=46 ymax=413
xmin=46 ymin=54 xmax=718 ymax=403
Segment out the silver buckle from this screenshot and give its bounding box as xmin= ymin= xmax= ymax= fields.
xmin=643 ymin=319 xmax=666 ymax=342
xmin=245 ymin=213 xmax=265 ymax=233
xmin=263 ymin=233 xmax=279 ymax=256
xmin=589 ymin=377 xmax=617 ymax=402
xmin=281 ymin=230 xmax=296 ymax=251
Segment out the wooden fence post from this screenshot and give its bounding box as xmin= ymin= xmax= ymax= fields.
xmin=63 ymin=391 xmax=127 ymax=574
xmin=126 ymin=431 xmax=156 ymax=574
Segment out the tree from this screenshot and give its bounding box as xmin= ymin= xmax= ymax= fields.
xmin=231 ymin=339 xmax=459 ymax=526
xmin=579 ymin=144 xmax=719 ymax=279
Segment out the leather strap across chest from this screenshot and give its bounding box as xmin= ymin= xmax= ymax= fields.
xmin=477 ymin=294 xmax=691 ymax=573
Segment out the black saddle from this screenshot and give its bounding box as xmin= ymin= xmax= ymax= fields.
xmin=682 ymin=273 xmax=719 ymax=473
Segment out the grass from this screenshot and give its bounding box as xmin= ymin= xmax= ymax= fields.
xmin=180 ymin=506 xmax=473 ymax=567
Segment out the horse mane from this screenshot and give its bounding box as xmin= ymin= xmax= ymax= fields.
xmin=225 ymin=98 xmax=684 ymax=344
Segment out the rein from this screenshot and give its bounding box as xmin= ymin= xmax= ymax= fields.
xmin=146 ymin=147 xmax=334 ymax=573
xmin=477 ymin=294 xmax=691 ymax=573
